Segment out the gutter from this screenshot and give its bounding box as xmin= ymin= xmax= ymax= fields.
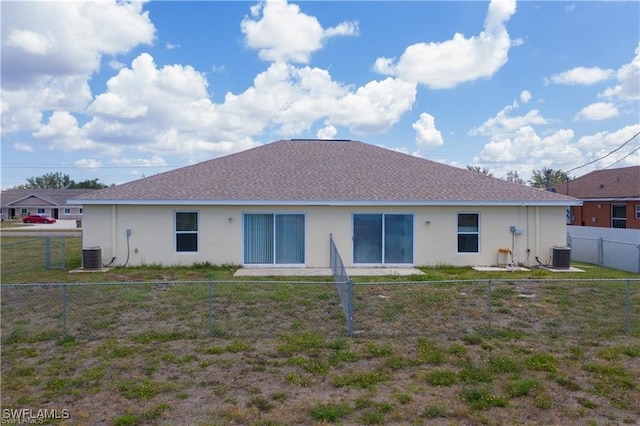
xmin=69 ymin=199 xmax=583 ymax=207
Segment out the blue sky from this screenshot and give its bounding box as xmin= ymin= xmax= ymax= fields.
xmin=1 ymin=0 xmax=639 ymax=189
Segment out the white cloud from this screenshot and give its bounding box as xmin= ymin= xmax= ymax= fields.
xmin=574 ymin=102 xmax=619 ymax=121
xmin=77 ymin=54 xmax=414 ymax=163
xmin=241 ymin=0 xmax=358 ymax=64
xmin=469 ymin=102 xmax=547 ymax=138
xmin=110 ymin=155 xmax=168 ymax=168
xmin=1 ymin=0 xmax=155 ymax=136
xmin=317 ymin=125 xmax=337 ymax=139
xmin=75 ymin=158 xmax=102 ymax=169
xmin=32 ymin=111 xmax=98 ymax=151
xmin=6 ymin=29 xmax=52 ymax=55
xmin=519 ymin=90 xmax=532 ymax=103
xmin=13 ymin=142 xmax=33 ymax=152
xmin=545 ymin=66 xmax=614 ymax=85
xmin=412 ymin=113 xmax=444 ymax=149
xmin=330 ymin=78 xmax=416 ymax=134
xmin=599 ymin=42 xmax=640 ymax=101
xmin=373 ymin=0 xmax=516 ymax=88
xmin=479 ymin=126 xmax=581 ymax=169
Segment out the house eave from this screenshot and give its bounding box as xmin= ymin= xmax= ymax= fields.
xmin=69 ymin=199 xmax=582 ymax=207
xmin=578 ymin=197 xmax=640 ymax=202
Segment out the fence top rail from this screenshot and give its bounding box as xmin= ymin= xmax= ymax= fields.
xmin=573 ymin=235 xmax=640 ymax=245
xmin=1 ymin=278 xmax=638 ymax=288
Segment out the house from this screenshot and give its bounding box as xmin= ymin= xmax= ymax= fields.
xmin=0 ymin=189 xmax=95 ymax=221
xmin=70 ymin=139 xmax=580 ymax=268
xmin=552 ymin=166 xmax=640 ymax=229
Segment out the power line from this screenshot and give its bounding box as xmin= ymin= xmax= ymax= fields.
xmin=603 ymin=145 xmax=640 ymax=169
xmin=566 ymin=130 xmax=640 ymax=175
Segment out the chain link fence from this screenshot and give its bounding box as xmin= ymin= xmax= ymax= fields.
xmin=2 ymin=279 xmax=638 ymax=343
xmin=1 ymin=236 xmax=80 ymax=279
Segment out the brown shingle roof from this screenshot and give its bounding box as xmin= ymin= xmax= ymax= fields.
xmin=75 ymin=140 xmax=578 ymax=205
xmin=1 ymin=189 xmax=97 ymax=206
xmin=552 ymin=166 xmax=640 ymax=200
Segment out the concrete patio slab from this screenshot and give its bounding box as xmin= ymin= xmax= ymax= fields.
xmin=233 ymin=267 xmax=425 ymax=277
xmin=473 ymin=266 xmax=530 ymax=272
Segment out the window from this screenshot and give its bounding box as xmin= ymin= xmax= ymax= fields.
xmin=612 ymin=204 xmax=626 ymax=228
xmin=353 ymin=213 xmax=413 ymax=264
xmin=635 ymin=205 xmax=640 ymax=220
xmin=37 ymin=208 xmax=45 ymax=214
xmin=20 ymin=208 xmax=27 ymax=215
xmin=244 ymin=213 xmax=305 ymax=264
xmin=64 ymin=208 xmax=71 ymax=214
xmin=175 ymin=211 xmax=198 ymax=252
xmin=458 ymin=213 xmax=479 ymax=253
xmin=79 ymin=208 xmax=83 ymax=215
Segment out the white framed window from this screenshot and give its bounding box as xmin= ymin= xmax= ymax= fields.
xmin=612 ymin=204 xmax=626 ymax=229
xmin=64 ymin=208 xmax=71 ymax=214
xmin=635 ymin=205 xmax=640 ymax=220
xmin=457 ymin=213 xmax=479 ymax=253
xmin=175 ymin=211 xmax=198 ymax=252
xmin=36 ymin=208 xmax=45 ymax=214
xmin=21 ymin=208 xmax=27 ymax=215
xmin=79 ymin=208 xmax=83 ymax=215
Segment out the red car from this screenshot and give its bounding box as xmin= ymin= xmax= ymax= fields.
xmin=22 ymin=215 xmax=57 ymax=224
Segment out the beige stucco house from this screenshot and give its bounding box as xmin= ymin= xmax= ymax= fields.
xmin=70 ymin=139 xmax=580 ymax=269
xmin=1 ymin=189 xmax=93 ymax=221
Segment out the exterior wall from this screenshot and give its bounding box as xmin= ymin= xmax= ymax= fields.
xmin=1 ymin=206 xmax=83 ymax=220
xmin=570 ymin=201 xmax=640 ymax=229
xmin=82 ymin=204 xmax=569 ymax=268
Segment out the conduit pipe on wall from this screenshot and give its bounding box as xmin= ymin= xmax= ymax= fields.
xmin=111 ymin=204 xmax=117 ymax=265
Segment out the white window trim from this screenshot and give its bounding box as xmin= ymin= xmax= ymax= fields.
xmin=174 ymin=210 xmax=199 ymax=253
xmin=457 ymin=212 xmax=480 ymax=254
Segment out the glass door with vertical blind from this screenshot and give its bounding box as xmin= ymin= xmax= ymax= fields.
xmin=353 ymin=213 xmax=413 ymax=264
xmin=243 ymin=213 xmax=305 ymax=264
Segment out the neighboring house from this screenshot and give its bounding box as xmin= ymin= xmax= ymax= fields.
xmin=552 ymin=166 xmax=640 ymax=229
xmin=71 ymin=139 xmax=580 ymax=268
xmin=0 ymin=189 xmax=94 ymax=221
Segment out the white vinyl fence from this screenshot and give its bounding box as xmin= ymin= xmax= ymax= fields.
xmin=567 ymin=226 xmax=640 ymax=273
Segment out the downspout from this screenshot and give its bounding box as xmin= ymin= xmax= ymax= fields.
xmin=111 ymin=204 xmax=117 ymax=264
xmin=526 ymin=206 xmax=531 ymax=266
xmin=534 ymin=206 xmax=540 ymax=262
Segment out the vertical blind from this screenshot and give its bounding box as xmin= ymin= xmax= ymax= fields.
xmin=244 ymin=213 xmax=305 ymax=264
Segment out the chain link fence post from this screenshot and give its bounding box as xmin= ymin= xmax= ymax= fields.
xmin=626 ymin=279 xmax=631 ymax=334
xmin=347 ymin=279 xmax=354 ymax=338
xmin=487 ymin=280 xmax=493 ymax=334
xmin=62 ymin=284 xmax=68 ymax=339
xmin=208 ymin=280 xmax=214 ymax=337
xmin=45 ymin=236 xmax=51 ymax=269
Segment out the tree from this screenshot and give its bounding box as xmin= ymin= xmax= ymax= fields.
xmin=18 ymin=172 xmax=108 ymax=189
xmin=528 ymin=167 xmax=569 ymax=189
xmin=505 ymin=170 xmax=525 ymax=185
xmin=466 ymin=165 xmax=493 ymax=177
xmin=69 ymin=178 xmax=108 ymax=189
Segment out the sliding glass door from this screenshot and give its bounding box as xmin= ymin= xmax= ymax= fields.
xmin=353 ymin=213 xmax=413 ymax=264
xmin=244 ymin=213 xmax=305 ymax=264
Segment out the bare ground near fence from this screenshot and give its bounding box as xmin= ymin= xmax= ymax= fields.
xmin=2 ymin=279 xmax=639 ymax=425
